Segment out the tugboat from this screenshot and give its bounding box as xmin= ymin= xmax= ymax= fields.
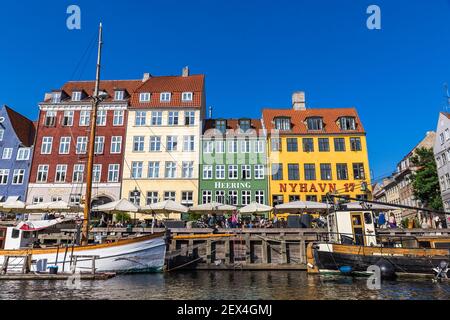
xmin=307 ymin=196 xmax=450 ymax=279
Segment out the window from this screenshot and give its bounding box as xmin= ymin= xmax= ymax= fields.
xmin=303 ymin=138 xmax=314 ymax=152
xmin=274 ymin=117 xmax=291 ymax=131
xmin=113 ymin=110 xmax=124 ymax=126
xmin=445 ymin=174 xmax=450 ymax=190
xmin=228 ymin=165 xmax=238 ymax=179
xmin=241 ymin=191 xmax=251 ymax=206
xmin=203 ymin=140 xmax=214 ymax=154
xmin=79 ymin=110 xmax=90 ymax=126
xmin=336 ymin=163 xmax=348 ymax=180
xmin=353 ymin=163 xmax=366 ymax=180
xmin=75 ymin=137 xmax=87 ymax=155
xmin=140 ymin=92 xmax=151 ymax=102
xmin=72 ymin=91 xmax=82 ymax=101
xmin=45 ymin=111 xmax=57 ymax=127
xmin=203 ymin=191 xmax=212 ymax=204
xmin=228 ymin=191 xmax=238 ymax=206
xmin=114 ymin=90 xmax=125 ymax=101
xmin=288 ymin=164 xmax=300 ymax=180
xmin=340 ymin=117 xmax=356 ymax=131
xmin=216 ymin=120 xmax=227 ymax=133
xmin=440 ymin=133 xmax=445 ymax=145
xmin=11 ymin=169 xmax=24 ymax=185
xmin=129 ymin=191 xmax=141 ymax=205
xmin=62 ymin=111 xmax=74 ymax=126
xmin=165 ymin=162 xmax=177 ymax=178
xmin=133 ymin=136 xmax=145 ymax=152
xmin=69 ymin=194 xmax=82 ymax=206
xmin=241 ymin=139 xmax=251 ymax=153
xmin=334 ymin=138 xmax=346 ymax=152
xmin=110 ymin=136 xmax=122 ymax=154
xmin=255 ymin=191 xmax=265 ymax=204
xmin=33 ymin=196 xmax=44 ymax=204
xmin=290 ymin=195 xmax=301 ymax=202
xmin=255 ymin=140 xmax=265 ymax=153
xmin=167 ymin=136 xmax=178 ymax=152
xmin=135 ymin=111 xmax=147 ymax=126
xmin=242 ymin=165 xmax=251 ymax=180
xmin=148 ymin=162 xmax=160 ymax=179
xmin=0 ymin=129 xmax=3 ymax=141
xmin=182 ymin=92 xmax=193 ymax=101
xmin=228 ymin=139 xmax=238 ymax=153
xmin=93 ymin=164 xmax=102 ymax=183
xmin=320 ymin=164 xmax=332 ymax=180
xmin=94 ymin=136 xmax=105 ymax=154
xmin=215 ymin=190 xmax=225 ymax=204
xmin=216 ymin=165 xmax=225 ymax=179
xmin=441 ymin=176 xmax=446 ymax=191
xmin=55 ymin=165 xmax=67 ymax=183
xmin=131 ymin=162 xmax=143 ymax=179
xmin=108 ymin=164 xmax=120 ymax=182
xmin=73 ymin=164 xmax=85 ymax=183
xmin=164 ymin=192 xmax=176 ymax=201
xmin=304 ymin=164 xmax=316 ymax=181
xmin=41 ymin=137 xmax=53 ymax=154
xmin=443 ymin=152 xmax=448 ymax=165
xmin=318 ymin=138 xmax=330 ymax=152
xmin=350 ymin=137 xmax=362 ymax=151
xmin=150 ymin=136 xmax=161 ymax=152
xmin=272 ymin=195 xmax=283 ymax=206
xmin=147 ymin=192 xmax=159 ymax=205
xmin=239 ymin=119 xmax=251 ymax=132
xmin=185 ymin=111 xmax=195 ymax=126
xmin=51 ymin=196 xmax=63 ymax=203
xmin=203 ymin=165 xmax=213 ymax=179
xmin=160 ymin=92 xmax=171 ymax=102
xmin=255 ymin=165 xmax=265 ymax=180
xmin=59 ymin=137 xmax=71 ymax=154
xmin=215 ymin=140 xmax=225 ymax=154
xmin=151 ymin=111 xmax=163 ymax=126
xmin=2 ymin=148 xmax=12 ymax=160
xmin=306 ymin=195 xmax=318 ymax=202
xmin=183 ymin=136 xmax=195 ymax=152
xmin=51 ymin=92 xmax=61 ymax=103
xmin=37 ymin=165 xmax=49 ymax=183
xmin=272 ymin=164 xmax=283 ymax=181
xmin=96 ymin=110 xmax=107 ymax=126
xmin=182 ymin=162 xmax=194 ymax=178
xmin=168 ymin=112 xmax=179 ymax=126
xmin=271 ymin=138 xmax=282 ymax=152
xmin=306 ymin=117 xmax=323 ymax=131
xmin=0 ymin=169 xmax=9 ymax=184
xmin=287 ymin=138 xmax=298 ymax=152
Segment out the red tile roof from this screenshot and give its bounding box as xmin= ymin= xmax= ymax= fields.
xmin=4 ymin=106 xmax=36 ymax=147
xmin=262 ymin=108 xmax=365 ymax=135
xmin=130 ymin=75 xmax=205 ymax=109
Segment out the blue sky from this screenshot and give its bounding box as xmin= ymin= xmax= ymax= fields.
xmin=0 ymin=0 xmax=449 ymax=181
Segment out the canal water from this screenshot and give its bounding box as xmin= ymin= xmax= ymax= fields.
xmin=0 ymin=271 xmax=449 ymax=300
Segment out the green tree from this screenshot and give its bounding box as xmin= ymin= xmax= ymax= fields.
xmin=115 ymin=212 xmax=131 ymax=223
xmin=410 ymin=147 xmax=443 ymax=211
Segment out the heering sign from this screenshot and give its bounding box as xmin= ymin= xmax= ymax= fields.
xmin=215 ymin=182 xmax=252 ymax=189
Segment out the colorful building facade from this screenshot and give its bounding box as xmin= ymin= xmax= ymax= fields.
xmin=263 ymin=92 xmax=372 ymax=206
xmin=199 ymin=119 xmax=269 ymax=208
xmin=27 ymin=80 xmax=141 ymax=205
xmin=121 ymin=68 xmax=205 ymax=208
xmin=0 ymin=105 xmax=36 ymax=202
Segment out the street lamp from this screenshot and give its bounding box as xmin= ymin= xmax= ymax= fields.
xmin=131 ymin=187 xmax=140 ymax=225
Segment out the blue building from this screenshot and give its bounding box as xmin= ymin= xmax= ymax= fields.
xmin=0 ymin=105 xmax=36 ymax=203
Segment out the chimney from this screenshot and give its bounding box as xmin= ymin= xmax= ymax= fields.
xmin=292 ymin=91 xmax=306 ymax=111
xmin=143 ymin=73 xmax=151 ymax=82
xmin=182 ymin=66 xmax=190 ymax=77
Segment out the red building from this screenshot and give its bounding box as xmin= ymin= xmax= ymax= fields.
xmin=27 ymin=79 xmax=142 ymax=206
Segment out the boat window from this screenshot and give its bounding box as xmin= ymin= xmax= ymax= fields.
xmin=352 ymin=215 xmax=362 ymax=226
xmin=434 ymin=242 xmax=450 ymax=249
xmin=11 ymin=229 xmax=20 ymax=239
xmin=23 ymin=232 xmax=31 ymax=239
xmin=419 ymin=241 xmax=431 ymax=249
xmin=364 ymin=212 xmax=373 ymax=225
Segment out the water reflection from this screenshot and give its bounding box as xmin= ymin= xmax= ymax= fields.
xmin=0 ymin=271 xmax=449 ymax=300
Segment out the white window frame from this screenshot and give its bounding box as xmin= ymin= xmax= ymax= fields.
xmin=94 ymin=136 xmax=105 ymax=154
xmin=111 ymin=136 xmax=122 ymax=154
xmin=62 ymin=111 xmax=74 ymax=126
xmin=76 ymin=137 xmax=88 ymax=155
xmin=150 ymin=136 xmax=161 ymax=152
xmin=228 ymin=165 xmax=238 ymax=180
xmin=96 ymin=110 xmax=107 ymax=126
xmin=183 ymin=136 xmax=195 ymax=152
xmin=131 ymin=162 xmax=143 ymax=179
xmin=55 ymin=165 xmax=67 ymax=183
xmin=151 ymin=111 xmax=163 ymax=126
xmin=79 ymin=110 xmax=90 ymax=126
xmin=216 ymin=165 xmax=225 ymax=180
xmin=168 ymin=111 xmax=179 ymax=126
xmin=16 ymin=148 xmax=31 ymax=161
xmin=37 ymin=165 xmax=49 ymax=183
xmin=12 ymin=169 xmax=25 ymax=185
xmin=41 ymin=137 xmax=53 ymax=154
xmin=59 ymin=137 xmax=71 ymax=155
xmin=203 ymin=165 xmax=213 ymax=180
xmin=182 ymin=162 xmax=194 ymax=179
xmin=165 ymin=162 xmax=177 ymax=179
xmin=113 ymin=110 xmax=124 ymax=126
xmin=135 ymin=111 xmax=147 ymax=126
xmin=2 ymin=148 xmax=13 ymax=160
xmin=255 ymin=165 xmax=265 ymax=180
xmin=133 ymin=136 xmax=145 ymax=152
xmin=73 ymin=164 xmax=85 ymax=183
xmin=139 ymin=92 xmax=151 ymax=102
xmin=108 ymin=164 xmax=120 ymax=183
xmin=93 ymin=164 xmax=102 ymax=183
xmin=148 ymin=162 xmax=160 ymax=179
xmin=0 ymin=169 xmax=9 ymax=185
xmin=182 ymin=92 xmax=193 ymax=102
xmin=160 ymin=92 xmax=171 ymax=102
xmin=114 ymin=90 xmax=125 ymax=101
xmin=72 ymin=91 xmax=82 ymax=101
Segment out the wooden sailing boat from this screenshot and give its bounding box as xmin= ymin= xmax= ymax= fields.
xmin=0 ymin=23 xmax=167 ymax=274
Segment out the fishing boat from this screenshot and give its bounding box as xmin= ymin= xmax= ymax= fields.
xmin=0 ymin=23 xmax=167 ymax=274
xmin=307 ymin=198 xmax=450 ymax=279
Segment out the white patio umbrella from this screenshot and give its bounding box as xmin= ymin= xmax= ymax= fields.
xmin=275 ymin=201 xmax=329 ymax=213
xmin=0 ymin=197 xmax=26 ymax=213
xmin=92 ymin=199 xmax=140 ymax=213
xmin=189 ymin=202 xmax=237 ymax=214
xmin=343 ymin=202 xmax=398 ymax=211
xmin=141 ymin=200 xmax=188 ymax=214
xmin=239 ymin=202 xmax=273 ymax=215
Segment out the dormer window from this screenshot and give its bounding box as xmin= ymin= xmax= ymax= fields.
xmin=140 ymin=92 xmax=151 ymax=102
xmin=51 ymin=92 xmax=61 ymax=104
xmin=274 ymin=117 xmax=291 ymax=131
xmin=72 ymin=91 xmax=82 ymax=101
xmin=160 ymin=92 xmax=171 ymax=102
xmin=216 ymin=120 xmax=227 ymax=134
xmin=182 ymin=92 xmax=193 ymax=102
xmin=114 ymin=90 xmax=125 ymax=101
xmin=239 ymin=119 xmax=251 ymax=132
xmin=340 ymin=117 xmax=356 ymax=131
xmin=306 ymin=117 xmax=324 ymax=131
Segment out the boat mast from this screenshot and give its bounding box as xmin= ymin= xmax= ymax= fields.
xmin=82 ymin=23 xmax=103 ymax=245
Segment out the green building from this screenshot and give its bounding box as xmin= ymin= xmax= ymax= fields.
xmin=199 ymin=118 xmax=269 ymax=208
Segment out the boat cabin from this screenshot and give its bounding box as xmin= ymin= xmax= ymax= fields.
xmin=327 ymin=210 xmax=378 ymax=247
xmin=3 ymin=227 xmax=39 ymax=250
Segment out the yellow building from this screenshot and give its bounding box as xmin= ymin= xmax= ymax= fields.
xmin=121 ymin=69 xmax=206 ymax=211
xmin=262 ymin=92 xmax=372 ymax=206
